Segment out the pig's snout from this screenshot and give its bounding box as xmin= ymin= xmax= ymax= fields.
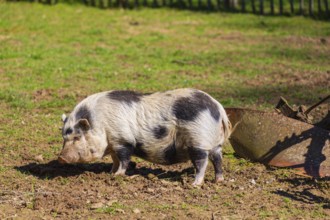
xmin=58 ymin=156 xmax=69 ymax=164
xmin=58 ymin=149 xmax=79 ymax=164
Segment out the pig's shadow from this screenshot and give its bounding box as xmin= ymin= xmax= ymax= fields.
xmin=15 ymin=160 xmax=194 ymax=183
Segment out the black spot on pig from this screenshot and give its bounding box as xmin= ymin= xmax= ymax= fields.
xmin=153 ymin=126 xmax=168 ymax=139
xmin=164 ymin=142 xmax=177 ymax=164
xmin=172 ymin=91 xmax=220 ymax=121
xmin=64 ymin=128 xmax=73 ymax=135
xmin=75 ymin=105 xmax=93 ymax=127
xmin=188 ymin=147 xmax=208 ymax=161
xmin=107 ymin=90 xmax=142 ymax=105
xmin=63 ymin=117 xmax=68 ymax=124
xmin=116 ymin=143 xmax=134 ymax=162
xmin=133 ymin=142 xmax=148 ymax=159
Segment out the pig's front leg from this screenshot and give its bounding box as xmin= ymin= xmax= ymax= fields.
xmin=112 ymin=144 xmax=133 ymax=175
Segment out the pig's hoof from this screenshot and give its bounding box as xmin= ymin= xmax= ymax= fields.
xmin=58 ymin=156 xmax=68 ymax=164
xmin=110 ymin=169 xmax=118 ymax=174
xmin=192 ymin=180 xmax=203 ymax=187
xmin=113 ymin=170 xmax=126 ymax=176
xmin=215 ymin=175 xmax=224 ymax=182
xmin=192 ymin=183 xmax=202 ymax=188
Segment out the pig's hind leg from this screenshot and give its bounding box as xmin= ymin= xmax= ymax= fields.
xmin=209 ymin=146 xmax=224 ymax=182
xmin=188 ymin=147 xmax=209 ymax=186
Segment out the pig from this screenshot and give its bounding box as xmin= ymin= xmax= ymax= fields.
xmin=59 ymin=88 xmax=231 ymax=186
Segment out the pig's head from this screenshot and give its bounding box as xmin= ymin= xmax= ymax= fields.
xmin=58 ymin=113 xmax=107 ymax=164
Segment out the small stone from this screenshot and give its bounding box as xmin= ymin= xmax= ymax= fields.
xmin=320 ymin=38 xmax=327 ymax=44
xmin=160 ymin=187 xmax=167 ymax=192
xmin=172 ymin=182 xmax=179 ymax=186
xmin=90 ymin=202 xmax=103 ymax=210
xmin=174 ymin=186 xmax=183 ymax=191
xmin=133 ymin=208 xmax=141 ymax=214
xmin=116 ymin=208 xmax=125 ymax=214
xmin=106 ymin=199 xmax=118 ymax=206
xmin=146 ymin=188 xmax=155 ymax=193
xmin=250 ymin=179 xmax=256 ymax=185
xmin=129 ymin=174 xmax=139 ymax=179
xmin=160 ymin=180 xmax=170 ymax=185
xmin=147 ymin=173 xmax=156 ymax=180
xmin=34 ymin=155 xmax=44 ymax=163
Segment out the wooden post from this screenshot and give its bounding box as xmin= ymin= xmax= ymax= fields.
xmin=318 ymin=0 xmax=322 ymax=14
xmin=217 ymin=0 xmax=222 ymax=10
xmin=241 ymin=0 xmax=246 ymax=12
xmin=260 ymin=0 xmax=264 ymax=14
xmin=270 ymin=0 xmax=274 ymax=14
xmin=91 ymin=0 xmax=96 ymax=7
xmin=325 ymin=0 xmax=329 ymax=16
xmin=99 ymin=0 xmax=105 ymax=8
xmin=230 ymin=0 xmax=238 ymax=9
xmin=224 ymin=0 xmax=230 ymax=10
xmin=207 ymin=0 xmax=212 ymax=10
xmin=153 ymin=0 xmax=158 ymax=7
xmin=179 ymin=0 xmax=184 ymax=8
xmin=188 ymin=0 xmax=192 ymax=8
xmin=300 ymin=0 xmax=304 ymax=14
xmin=290 ymin=0 xmax=295 ymax=14
xmin=309 ymin=0 xmax=314 ymax=15
xmin=251 ymin=0 xmax=256 ymax=13
xmin=279 ymin=0 xmax=283 ymax=14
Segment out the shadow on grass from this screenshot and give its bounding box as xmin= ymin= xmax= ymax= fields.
xmin=14 ymin=160 xmax=195 ymax=182
xmin=272 ymin=177 xmax=330 ymax=208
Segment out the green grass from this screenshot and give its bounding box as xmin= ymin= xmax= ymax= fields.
xmin=1 ymin=3 xmax=329 ymax=108
xmin=95 ymin=202 xmax=125 ymax=214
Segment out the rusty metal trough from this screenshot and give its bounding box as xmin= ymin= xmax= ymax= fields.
xmin=225 ymin=108 xmax=330 ymax=178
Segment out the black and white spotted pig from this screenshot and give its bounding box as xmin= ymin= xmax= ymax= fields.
xmin=59 ymin=88 xmax=231 ymax=186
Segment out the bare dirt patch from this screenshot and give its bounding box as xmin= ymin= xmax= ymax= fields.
xmin=1 ymin=143 xmax=329 ymax=219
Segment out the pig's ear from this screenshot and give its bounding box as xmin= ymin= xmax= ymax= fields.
xmin=76 ymin=119 xmax=91 ymax=131
xmin=61 ymin=114 xmax=67 ymax=123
